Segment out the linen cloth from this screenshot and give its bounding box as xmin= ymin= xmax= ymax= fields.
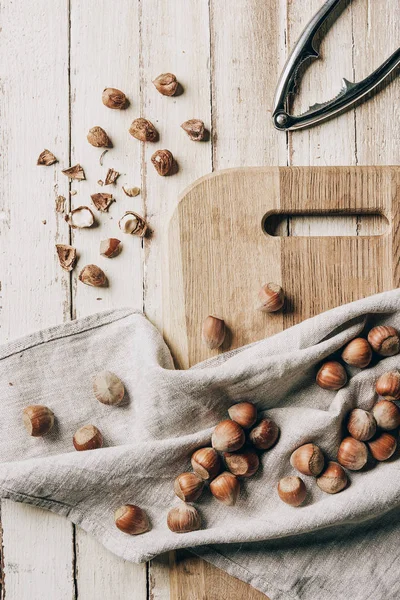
xmin=1 ymin=290 xmax=400 ymax=599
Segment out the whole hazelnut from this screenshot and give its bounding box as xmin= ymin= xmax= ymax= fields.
xmin=73 ymin=425 xmax=103 ymax=451
xmin=23 ymin=405 xmax=54 ymax=437
xmin=249 ymin=418 xmax=279 ymax=450
xmin=337 ymin=437 xmax=368 ymax=470
xmin=167 ymin=504 xmax=201 ymax=533
xmin=129 ymin=118 xmax=158 ymax=142
xmin=368 ymin=432 xmax=397 ymax=461
xmin=100 ymin=238 xmax=121 ymax=258
xmin=181 ymin=119 xmax=205 ymax=141
xmin=228 ymin=402 xmax=257 ymax=429
xmin=223 ymin=449 xmax=259 ymax=478
xmin=372 ymin=400 xmax=400 ymax=430
xmin=174 ymin=472 xmax=204 ymax=502
xmin=257 ymin=282 xmax=284 ymax=313
xmin=368 ymin=326 xmax=400 ymax=356
xmin=347 ymin=408 xmax=376 ymax=441
xmin=316 ymin=361 xmax=347 ymax=391
xmin=87 ymin=126 xmax=111 ymax=148
xmin=290 ymin=443 xmax=324 ymax=476
xmin=151 ymin=149 xmax=174 ymax=176
xmin=210 ymin=471 xmax=240 ymax=506
xmin=191 ymin=447 xmax=220 ymax=480
xmin=316 ymin=461 xmax=348 ymax=494
xmin=152 ymin=73 xmax=178 ymax=96
xmin=202 ymin=315 xmax=226 ymax=350
xmin=341 ymin=338 xmax=372 ymax=368
xmin=114 ymin=505 xmax=149 ymax=535
xmin=79 ymin=264 xmax=107 ymax=287
xmin=375 ymin=371 xmax=400 ymax=400
xmin=277 ymin=476 xmax=307 ymax=507
xmin=211 ymin=420 xmax=245 ymax=452
xmin=92 ymin=371 xmax=125 ymax=405
xmin=102 ymin=87 xmax=127 ymax=109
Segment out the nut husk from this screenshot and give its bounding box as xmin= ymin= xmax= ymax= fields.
xmin=37 ymin=149 xmax=57 ymax=166
xmin=56 ymin=244 xmax=77 ymax=271
xmin=249 ymin=418 xmax=279 ymax=450
xmin=152 ymin=73 xmax=178 ymax=96
xmin=100 ymin=238 xmax=121 ymax=258
xmin=118 ymin=212 xmax=148 ymax=236
xmin=73 ymin=424 xmax=103 ymax=451
xmin=93 ymin=371 xmax=125 ymax=405
xmin=181 ymin=119 xmax=205 ymax=141
xmin=290 ymin=443 xmax=324 ymax=476
xmin=104 ymin=168 xmax=120 ymax=186
xmin=167 ymin=504 xmax=201 ymax=533
xmin=87 ymin=126 xmax=111 ymax=148
xmin=23 ymin=405 xmax=54 ymax=437
xmin=212 ymin=419 xmax=245 ymax=452
xmin=115 ymin=505 xmax=149 ymax=535
xmin=174 ymin=472 xmax=204 ymax=502
xmin=258 ymin=282 xmax=284 ymax=312
xmin=151 ymin=149 xmax=174 ymax=176
xmin=79 ymin=264 xmax=107 ymax=287
xmin=210 ymin=471 xmax=240 ymax=506
xmin=62 ymin=164 xmax=86 ymax=180
xmin=91 ymin=193 xmax=114 ymax=212
xmin=102 ymin=87 xmax=127 ymax=109
xmin=65 ymin=206 xmax=95 ymax=228
xmin=316 ymin=461 xmax=347 ymax=494
xmin=129 ymin=118 xmax=158 ymax=142
xmin=368 ymin=326 xmax=400 ymax=356
xmin=191 ymin=447 xmax=220 ymax=480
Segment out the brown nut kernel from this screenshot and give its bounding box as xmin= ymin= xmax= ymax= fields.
xmin=337 ymin=437 xmax=368 ymax=470
xmin=228 ymin=402 xmax=257 ymax=429
xmin=181 ymin=119 xmax=206 ymax=141
xmin=151 ymin=149 xmax=174 ymax=176
xmin=316 ymin=461 xmax=347 ymax=494
xmin=152 ymin=72 xmax=178 ymax=96
xmin=202 ymin=315 xmax=226 ymax=350
xmin=115 ymin=505 xmax=149 ymax=535
xmin=174 ymin=472 xmax=204 ymax=502
xmin=100 ymin=238 xmax=121 ymax=258
xmin=372 ymin=400 xmax=400 ymax=430
xmin=191 ymin=447 xmax=220 ymax=480
xmin=290 ymin=443 xmax=324 ymax=476
xmin=118 ymin=212 xmax=148 ymax=237
xmin=368 ymin=326 xmax=400 ymax=356
xmin=56 ymin=244 xmax=77 ymax=272
xmin=37 ymin=149 xmax=57 ymax=166
xmin=368 ymin=432 xmax=397 ymax=461
xmin=23 ymin=405 xmax=54 ymax=437
xmin=223 ymin=449 xmax=259 ymax=478
xmin=277 ymin=476 xmax=306 ymax=506
xmin=212 ymin=420 xmax=245 ymax=452
xmin=87 ymin=126 xmax=111 ymax=148
xmin=375 ymin=371 xmax=400 ymax=400
xmin=91 ymin=193 xmax=114 ymax=212
xmin=341 ymin=338 xmax=372 ymax=368
xmin=316 ymin=361 xmax=347 ymax=391
xmin=65 ymin=206 xmax=95 ymax=229
xmin=102 ymin=87 xmax=127 ymax=109
xmin=249 ymin=418 xmax=279 ymax=450
xmin=258 ymin=283 xmax=284 ymax=313
xmin=210 ymin=471 xmax=240 ymax=505
xmin=73 ymin=425 xmax=103 ymax=451
xmin=79 ymin=264 xmax=107 ymax=287
xmin=347 ymin=408 xmax=376 ymax=441
xmin=129 ymin=118 xmax=158 ymax=142
xmin=167 ymin=504 xmax=201 ymax=533
xmin=93 ymin=371 xmax=125 ymax=405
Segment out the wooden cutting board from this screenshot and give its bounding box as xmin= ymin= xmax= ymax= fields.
xmin=161 ymin=165 xmax=400 ymax=598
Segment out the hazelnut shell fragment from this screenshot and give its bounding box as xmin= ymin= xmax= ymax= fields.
xmin=93 ymin=371 xmax=125 ymax=405
xmin=56 ymin=244 xmax=77 ymax=271
xmin=249 ymin=418 xmax=279 ymax=450
xmin=100 ymin=238 xmax=121 ymax=258
xmin=91 ymin=193 xmax=114 ymax=212
xmin=129 ymin=118 xmax=158 ymax=142
xmin=37 ymin=149 xmax=57 ymax=166
xmin=102 ymin=87 xmax=127 ymax=110
xmin=79 ymin=264 xmax=107 ymax=287
xmin=23 ymin=405 xmax=54 ymax=437
xmin=122 ymin=186 xmax=140 ymax=197
xmin=73 ymin=425 xmax=103 ymax=451
xmin=167 ymin=504 xmax=201 ymax=533
xmin=104 ymin=168 xmax=120 ymax=186
xmin=115 ymin=505 xmax=149 ymax=535
xmin=152 ymin=72 xmax=179 ymax=96
xmin=118 ymin=212 xmax=148 ymax=236
xmin=65 ymin=206 xmax=95 ymax=229
xmin=181 ymin=119 xmax=205 ymax=141
xmin=87 ymin=126 xmax=111 ymax=148
xmin=210 ymin=471 xmax=240 ymax=506
xmin=151 ymin=149 xmax=174 ymax=176
xmin=62 ymin=164 xmax=85 ymax=180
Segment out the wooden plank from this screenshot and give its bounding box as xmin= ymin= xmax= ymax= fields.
xmin=0 ymin=0 xmax=75 ymax=597
xmin=69 ymin=1 xmax=147 ymax=597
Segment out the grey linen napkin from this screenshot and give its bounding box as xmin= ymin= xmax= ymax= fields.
xmin=1 ymin=289 xmax=400 ymax=600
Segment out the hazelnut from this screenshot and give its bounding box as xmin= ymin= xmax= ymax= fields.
xmin=102 ymin=87 xmax=127 ymax=109
xmin=73 ymin=425 xmax=103 ymax=451
xmin=100 ymin=238 xmax=121 ymax=258
xmin=114 ymin=505 xmax=149 ymax=535
xmin=167 ymin=504 xmax=201 ymax=533
xmin=316 ymin=361 xmax=347 ymax=390
xmin=37 ymin=149 xmax=57 ymax=166
xmin=368 ymin=326 xmax=400 ymax=356
xmin=129 ymin=118 xmax=158 ymax=142
xmin=210 ymin=472 xmax=240 ymax=506
xmin=316 ymin=461 xmax=347 ymax=494
xmin=347 ymin=408 xmax=376 ymax=441
xmin=249 ymin=418 xmax=279 ymax=450
xmin=23 ymin=405 xmax=55 ymax=437
xmin=290 ymin=443 xmax=324 ymax=476
xmin=181 ymin=119 xmax=206 ymax=141
xmin=79 ymin=264 xmax=107 ymax=287
xmin=118 ymin=212 xmax=148 ymax=237
xmin=341 ymin=338 xmax=372 ymax=368
xmin=202 ymin=315 xmax=226 ymax=350
xmin=87 ymin=126 xmax=111 ymax=148
xmin=65 ymin=206 xmax=95 ymax=229
xmin=174 ymin=472 xmax=204 ymax=502
xmin=152 ymin=73 xmax=178 ymax=96
xmin=62 ymin=164 xmax=85 ymax=180
xmin=372 ymin=400 xmax=400 ymax=430
xmin=93 ymin=370 xmax=125 ymax=405
xmin=211 ymin=420 xmax=245 ymax=452
xmin=375 ymin=371 xmax=400 ymax=400
xmin=191 ymin=447 xmax=220 ymax=480
xmin=337 ymin=437 xmax=368 ymax=470
xmin=257 ymin=283 xmax=284 ymax=313
xmin=223 ymin=449 xmax=259 ymax=478
xmin=277 ymin=476 xmax=306 ymax=506
xmin=151 ymin=149 xmax=174 ymax=176
xmin=122 ymin=186 xmax=140 ymax=197
xmin=91 ymin=193 xmax=114 ymax=212
xmin=368 ymin=432 xmax=397 ymax=461
xmin=56 ymin=244 xmax=77 ymax=272
xmin=228 ymin=402 xmax=257 ymax=429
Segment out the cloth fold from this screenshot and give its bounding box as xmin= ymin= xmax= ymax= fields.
xmin=1 ymin=290 xmax=400 ymax=599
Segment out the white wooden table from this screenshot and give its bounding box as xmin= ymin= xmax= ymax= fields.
xmin=0 ymin=1 xmax=398 ymax=598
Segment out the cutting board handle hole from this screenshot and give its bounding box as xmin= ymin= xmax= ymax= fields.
xmin=263 ymin=212 xmax=388 ymax=237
